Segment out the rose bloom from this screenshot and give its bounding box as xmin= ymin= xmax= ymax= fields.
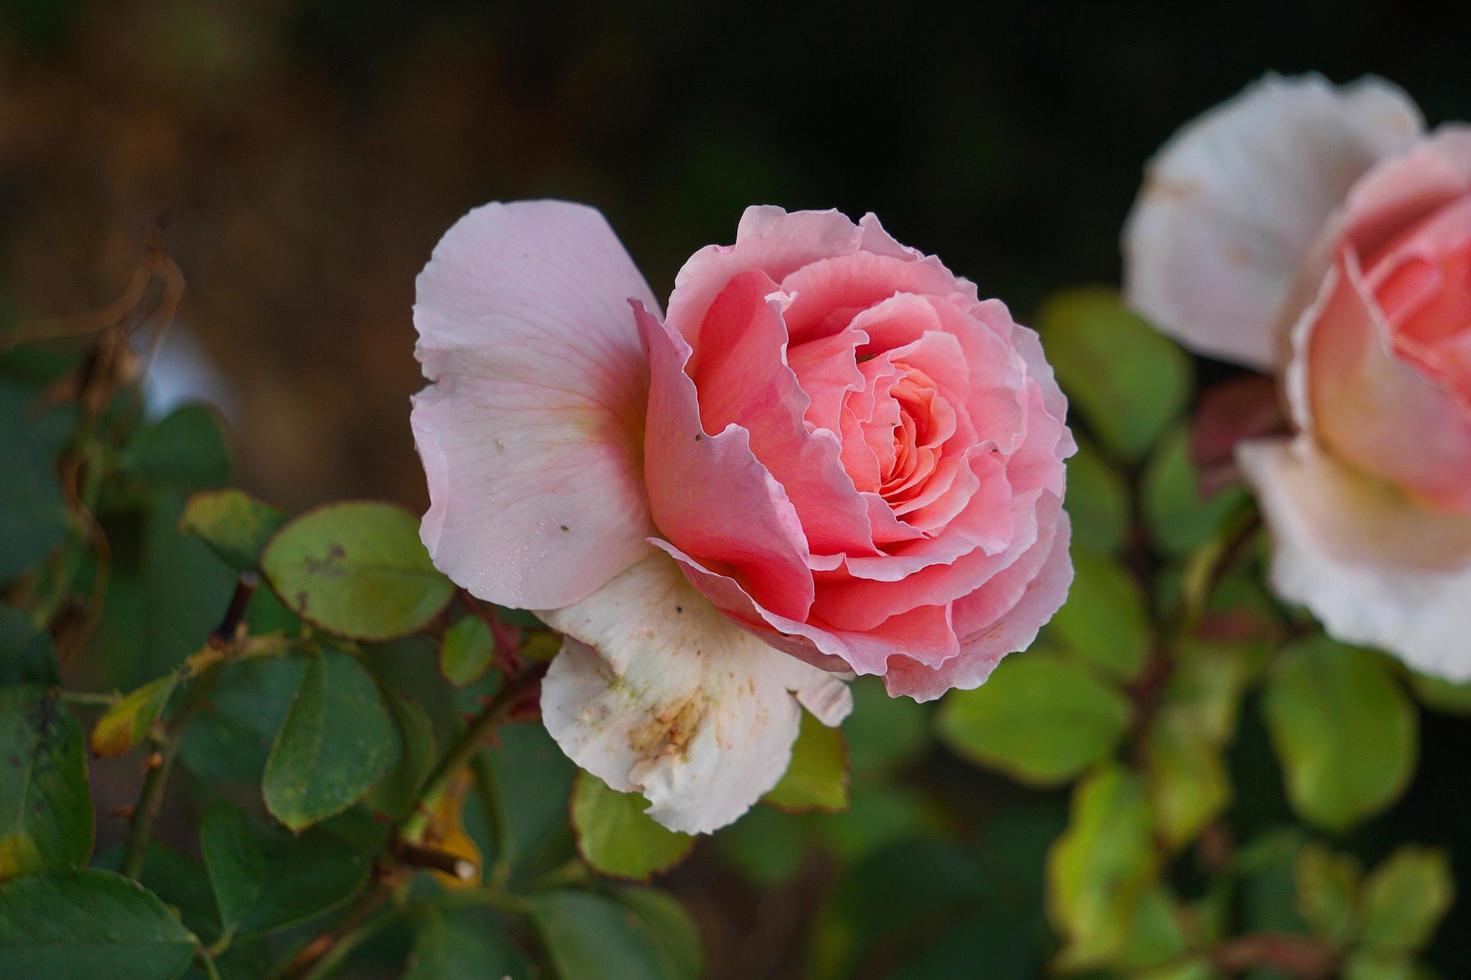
xmin=1126 ymin=74 xmax=1471 ymax=679
xmin=412 ymin=204 xmax=1074 ymax=831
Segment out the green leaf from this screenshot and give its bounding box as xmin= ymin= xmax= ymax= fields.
xmin=178 ymin=489 xmax=285 ymax=571
xmin=936 ymin=651 xmax=1131 ymax=786
xmin=1344 ymin=950 xmax=1419 ymax=980
xmin=1143 ymin=713 xmax=1228 ymax=851
xmin=438 ymin=615 xmax=494 ymax=688
xmin=1358 ymin=847 xmax=1453 ymax=952
xmin=716 ymin=805 xmax=809 ymax=887
xmin=261 ymin=501 xmax=454 ymax=641
xmin=1065 ymin=438 xmax=1130 ymax=554
xmin=764 ymin=709 xmax=848 ymax=811
xmin=1037 ymin=287 xmax=1191 ymax=460
xmin=0 ymin=868 xmax=197 ymax=979
xmin=524 ymin=889 xmax=688 ymax=980
xmin=200 ymin=802 xmax=375 ymax=936
xmin=1048 ymin=550 xmax=1150 ymax=682
xmin=179 ymin=655 xmax=305 ymax=784
xmin=1238 ymin=828 xmax=1310 ymax=934
xmin=479 ymin=722 xmax=576 ymax=881
xmin=0 ymin=604 xmax=58 ymax=685
xmin=842 ymin=676 xmax=929 ymax=780
xmin=571 ymin=773 xmax=694 ymax=881
xmin=1262 ymin=638 xmax=1417 ymax=832
xmin=812 ymin=784 xmax=941 ymax=863
xmin=1294 ymin=841 xmax=1361 ymax=946
xmin=0 ymin=381 xmax=72 ymax=583
xmin=1406 ymin=671 xmax=1471 ymax=715
xmin=90 ymin=674 xmax=178 ymax=757
xmin=1046 ymin=765 xmax=1157 ymax=971
xmin=1112 ymin=883 xmax=1188 ymax=971
xmin=403 ymin=906 xmax=531 ymax=979
xmin=1142 ymin=423 xmax=1247 ymax=555
xmin=262 ymin=647 xmax=402 ymax=830
xmin=0 ymin=685 xmax=92 ymax=878
xmin=363 ymin=687 xmax=437 ymax=820
xmin=124 ymin=402 xmax=231 ymax=491
xmin=1156 ymin=641 xmax=1255 ymax=745
xmin=618 ymin=887 xmax=704 ymax=980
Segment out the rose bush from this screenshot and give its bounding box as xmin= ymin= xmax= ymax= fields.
xmin=1125 ymin=74 xmax=1471 ymax=678
xmin=412 ymin=203 xmax=1074 ymax=831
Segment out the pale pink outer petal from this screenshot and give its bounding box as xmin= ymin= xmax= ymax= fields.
xmin=537 ymin=554 xmax=852 ymax=834
xmin=412 ymin=200 xmax=660 ymax=609
xmin=1295 ymin=253 xmax=1471 ymax=511
xmin=1123 ymin=74 xmax=1422 ymax=370
xmin=1238 ymin=437 xmax=1471 ymax=680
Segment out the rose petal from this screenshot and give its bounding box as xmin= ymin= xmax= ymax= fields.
xmin=412 ymin=200 xmax=660 ymax=608
xmin=1123 ymin=73 xmax=1422 ymax=369
xmin=638 ymin=301 xmax=817 ymax=620
xmin=539 ymin=554 xmax=852 ymax=834
xmin=1239 ymin=437 xmax=1471 ymax=680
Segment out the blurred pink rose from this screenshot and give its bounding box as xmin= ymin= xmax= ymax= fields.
xmin=412 ymin=203 xmax=1074 ymax=831
xmin=1125 ymin=73 xmax=1471 ymax=679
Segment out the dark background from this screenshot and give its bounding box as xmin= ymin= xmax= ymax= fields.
xmin=3 ymin=0 xmax=1467 ymax=510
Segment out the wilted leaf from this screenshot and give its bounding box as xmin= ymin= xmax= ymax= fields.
xmin=1262 ymin=638 xmax=1417 ymax=832
xmin=261 ymin=501 xmax=453 ymax=641
xmin=90 ymin=674 xmax=178 ymax=757
xmin=262 ymin=647 xmax=401 ymax=830
xmin=571 ymin=773 xmax=694 ymax=881
xmin=937 ymin=651 xmax=1130 ymax=786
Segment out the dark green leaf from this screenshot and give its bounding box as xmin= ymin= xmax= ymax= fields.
xmin=199 ymin=802 xmax=377 ymax=937
xmin=124 ymin=403 xmax=231 ymax=491
xmin=403 ymin=906 xmax=531 ymax=979
xmin=179 ymin=655 xmax=305 ymax=784
xmin=571 ymin=773 xmax=694 ymax=881
xmin=262 ymin=647 xmax=402 ymax=830
xmin=364 ymin=686 xmax=437 ymax=820
xmin=715 ymin=804 xmax=808 ymax=887
xmin=1037 ymin=287 xmax=1191 ymax=460
xmin=1048 ymin=550 xmax=1150 ymax=682
xmin=438 ymin=616 xmax=494 ymax=688
xmin=0 ymin=381 xmax=72 ymax=583
xmin=261 ymin=501 xmax=454 ymax=641
xmin=480 ymin=723 xmax=576 ymax=881
xmin=1262 ymin=638 xmax=1417 ymax=832
xmin=0 ymin=685 xmax=92 ymax=878
xmin=617 ymin=887 xmax=703 ymax=980
xmin=0 ymin=605 xmax=58 ymax=685
xmin=842 ymin=675 xmax=929 ymax=779
xmin=764 ymin=709 xmax=848 ymax=811
xmin=936 ymin=651 xmax=1130 ymax=786
xmin=178 ymin=489 xmax=285 ymax=571
xmin=0 ymin=869 xmax=197 ymax=979
xmin=524 ymin=889 xmax=681 ymax=980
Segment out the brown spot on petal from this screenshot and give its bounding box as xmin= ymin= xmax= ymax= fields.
xmin=628 ymin=695 xmax=707 ymax=763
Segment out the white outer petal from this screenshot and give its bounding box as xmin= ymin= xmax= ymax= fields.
xmin=1239 ymin=436 xmax=1471 ymax=680
xmin=1123 ymin=74 xmax=1422 ymax=370
xmin=537 ymin=553 xmax=852 ymax=834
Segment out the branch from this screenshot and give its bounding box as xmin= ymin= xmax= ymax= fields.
xmin=1209 ymin=933 xmax=1340 ymax=978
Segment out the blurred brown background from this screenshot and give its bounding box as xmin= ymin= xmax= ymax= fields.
xmin=2 ymin=0 xmax=1466 ymax=507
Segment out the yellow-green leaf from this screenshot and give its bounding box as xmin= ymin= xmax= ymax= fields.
xmin=571 ymin=773 xmax=694 ymax=881
xmin=764 ymin=710 xmax=848 ymax=812
xmin=89 ymin=675 xmax=178 ymax=758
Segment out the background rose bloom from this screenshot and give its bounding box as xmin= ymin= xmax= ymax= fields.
xmin=1125 ymin=74 xmax=1471 ymax=679
xmin=412 ymin=203 xmax=1073 ymax=831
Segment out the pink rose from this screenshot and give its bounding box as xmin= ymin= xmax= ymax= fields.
xmin=413 ymin=203 xmax=1074 ymax=831
xmin=1125 ymin=73 xmax=1471 ymax=679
